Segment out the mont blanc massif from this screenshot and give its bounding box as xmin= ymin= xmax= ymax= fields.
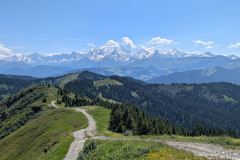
xmin=1 ymin=38 xmax=240 ymax=85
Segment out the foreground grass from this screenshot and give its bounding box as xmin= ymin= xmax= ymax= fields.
xmin=0 ymin=108 xmax=88 ymax=160
xmin=78 ymin=139 xmax=207 ymax=160
xmin=83 ymin=106 xmax=122 ymax=137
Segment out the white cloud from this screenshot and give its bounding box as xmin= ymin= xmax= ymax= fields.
xmin=121 ymin=37 xmax=136 ymax=48
xmin=103 ymin=40 xmax=119 ymax=48
xmin=193 ymin=40 xmax=215 ymax=49
xmin=228 ymin=42 xmax=240 ymax=48
xmin=88 ymin=43 xmax=96 ymax=48
xmin=0 ymin=43 xmax=13 ymax=58
xmin=149 ymin=37 xmax=174 ymax=46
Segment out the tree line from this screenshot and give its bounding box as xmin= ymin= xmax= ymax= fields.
xmin=57 ymin=87 xmax=240 ymax=138
xmin=57 ymin=87 xmax=115 ymax=108
xmin=108 ymin=104 xmax=240 ymax=137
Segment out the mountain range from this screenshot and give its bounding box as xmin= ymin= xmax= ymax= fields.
xmin=1 ymin=39 xmax=240 ymax=80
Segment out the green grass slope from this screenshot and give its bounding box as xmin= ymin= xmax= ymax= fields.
xmin=0 ymin=108 xmax=87 ymax=160
xmin=0 ymin=85 xmax=59 ymax=139
xmin=79 ymin=139 xmax=206 ymax=160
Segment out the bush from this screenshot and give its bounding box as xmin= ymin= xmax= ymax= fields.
xmin=42 ymin=98 xmax=47 ymax=103
xmin=78 ymin=140 xmax=97 ymax=160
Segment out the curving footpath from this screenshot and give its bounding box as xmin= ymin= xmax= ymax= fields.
xmin=49 ymin=101 xmax=240 ymax=160
xmin=64 ymin=108 xmax=96 ymax=160
xmin=49 ymin=101 xmax=59 ymax=108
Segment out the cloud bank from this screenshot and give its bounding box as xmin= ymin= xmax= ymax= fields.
xmin=0 ymin=43 xmax=12 ymax=58
xmin=229 ymin=42 xmax=240 ymax=48
xmin=149 ymin=37 xmax=174 ymax=46
xmin=193 ymin=40 xmax=215 ymax=49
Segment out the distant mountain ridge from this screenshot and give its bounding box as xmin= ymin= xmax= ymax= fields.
xmin=0 ymin=38 xmax=240 ymax=79
xmin=147 ymin=67 xmax=240 ymax=84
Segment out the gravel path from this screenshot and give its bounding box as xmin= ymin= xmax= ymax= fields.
xmin=165 ymin=141 xmax=240 ymax=160
xmin=63 ymin=108 xmax=96 ymax=160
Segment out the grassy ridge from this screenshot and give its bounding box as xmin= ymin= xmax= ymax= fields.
xmin=0 ymin=109 xmax=88 ymax=160
xmin=0 ymin=86 xmax=60 ymax=139
xmin=94 ymin=78 xmax=123 ymax=88
xmin=79 ymin=139 xmax=207 ymax=160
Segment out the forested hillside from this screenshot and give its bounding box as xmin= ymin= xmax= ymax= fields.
xmin=59 ymin=71 xmax=240 ymax=136
xmin=0 ymin=74 xmax=35 ymax=100
xmin=0 ymin=84 xmax=89 ymax=160
xmin=109 ymin=104 xmax=237 ymax=137
xmin=1 ymin=71 xmax=240 ymax=138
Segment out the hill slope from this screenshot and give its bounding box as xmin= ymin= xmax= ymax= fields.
xmin=0 ymin=109 xmax=87 ymax=160
xmin=0 ymin=85 xmax=58 ymax=139
xmin=0 ymin=84 xmax=88 ymax=160
xmin=0 ymin=74 xmax=35 ymax=100
xmin=55 ymin=71 xmax=240 ymax=135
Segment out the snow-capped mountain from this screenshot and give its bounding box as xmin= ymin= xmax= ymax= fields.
xmin=0 ymin=37 xmax=239 ymax=79
xmin=0 ymin=38 xmax=220 ymax=65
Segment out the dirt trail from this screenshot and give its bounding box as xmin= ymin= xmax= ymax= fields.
xmin=165 ymin=141 xmax=240 ymax=160
xmin=63 ymin=108 xmax=96 ymax=160
xmin=49 ymin=101 xmax=59 ymax=108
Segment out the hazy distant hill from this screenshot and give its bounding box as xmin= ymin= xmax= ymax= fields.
xmin=147 ymin=67 xmax=240 ymax=84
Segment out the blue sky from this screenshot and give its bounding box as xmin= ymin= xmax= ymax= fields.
xmin=0 ymin=0 xmax=240 ymax=55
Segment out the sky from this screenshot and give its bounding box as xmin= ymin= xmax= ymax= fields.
xmin=0 ymin=0 xmax=240 ymax=55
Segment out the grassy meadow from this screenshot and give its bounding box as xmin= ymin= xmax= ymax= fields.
xmin=0 ymin=108 xmax=87 ymax=160
xmin=78 ymin=139 xmax=207 ymax=160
